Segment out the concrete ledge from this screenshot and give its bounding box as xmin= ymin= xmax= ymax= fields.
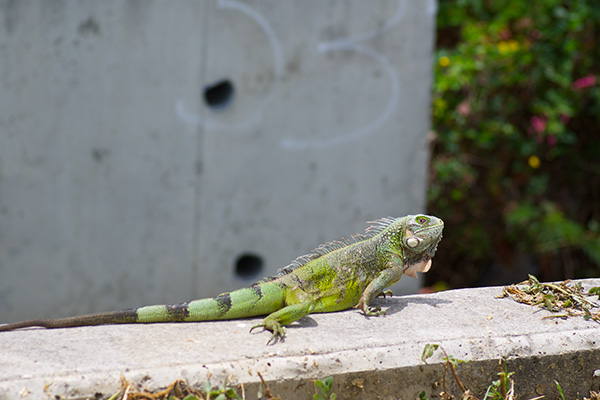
xmin=1 ymin=279 xmax=599 ymax=399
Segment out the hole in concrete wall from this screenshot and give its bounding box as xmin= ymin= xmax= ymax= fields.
xmin=235 ymin=253 xmax=264 ymax=280
xmin=204 ymin=79 xmax=234 ymax=110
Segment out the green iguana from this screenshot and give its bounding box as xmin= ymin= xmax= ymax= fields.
xmin=0 ymin=214 xmax=443 ymax=343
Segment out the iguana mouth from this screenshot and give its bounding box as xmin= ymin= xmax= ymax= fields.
xmin=432 ymin=233 xmax=443 ymax=251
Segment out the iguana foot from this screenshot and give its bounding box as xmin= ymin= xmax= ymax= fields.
xmin=249 ymin=322 xmax=286 ymax=345
xmin=365 ymin=306 xmax=386 ymax=316
xmin=376 ymin=290 xmax=393 ymax=299
xmin=354 ymin=299 xmax=387 ymax=316
xmin=266 ymin=325 xmax=286 ymax=345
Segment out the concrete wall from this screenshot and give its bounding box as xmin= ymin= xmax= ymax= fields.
xmin=0 ymin=0 xmax=437 ymax=322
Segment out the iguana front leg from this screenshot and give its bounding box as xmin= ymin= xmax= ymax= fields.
xmin=355 ymin=266 xmax=403 ymax=316
xmin=250 ymin=301 xmax=316 ymax=344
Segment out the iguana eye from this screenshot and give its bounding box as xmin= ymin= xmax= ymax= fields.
xmin=407 ymin=237 xmax=420 ymax=248
xmin=417 ymin=216 xmax=428 ymax=224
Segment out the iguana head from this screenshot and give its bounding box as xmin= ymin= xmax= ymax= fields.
xmin=380 ymin=214 xmax=444 ymax=278
xmin=402 ymin=214 xmax=444 ymax=278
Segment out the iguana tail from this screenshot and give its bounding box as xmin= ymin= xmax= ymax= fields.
xmin=0 ymin=282 xmax=287 ymax=331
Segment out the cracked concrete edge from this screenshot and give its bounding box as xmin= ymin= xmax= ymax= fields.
xmin=3 ymin=325 xmax=599 ymax=399
xmin=2 ymin=279 xmax=600 ymax=399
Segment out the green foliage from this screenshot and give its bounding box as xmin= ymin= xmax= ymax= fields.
xmin=421 ymin=343 xmax=440 ymax=362
xmin=180 ymin=395 xmax=200 ymax=400
xmin=555 ymin=380 xmax=566 ymax=400
xmin=421 ymin=343 xmax=467 ymax=368
xmin=313 ymin=377 xmax=336 ymax=400
xmin=501 ymin=275 xmax=600 ymax=322
xmin=429 ymin=0 xmax=600 ymax=286
xmin=106 ymin=378 xmax=241 ymax=400
xmin=482 ymin=359 xmax=514 ymax=400
xmin=202 ymin=382 xmax=241 ymax=400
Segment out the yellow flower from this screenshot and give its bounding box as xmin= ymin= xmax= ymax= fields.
xmin=528 ymin=155 xmax=541 ymax=169
xmin=439 ymin=56 xmax=451 ymax=68
xmin=497 ymin=40 xmax=520 ymax=54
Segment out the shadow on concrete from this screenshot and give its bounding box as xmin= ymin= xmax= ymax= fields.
xmin=372 ymin=294 xmax=452 ymax=316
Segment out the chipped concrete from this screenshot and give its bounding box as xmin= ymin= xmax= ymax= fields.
xmin=1 ymin=279 xmax=599 ymax=399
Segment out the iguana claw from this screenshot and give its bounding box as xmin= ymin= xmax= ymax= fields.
xmin=365 ymin=306 xmax=386 ymax=316
xmin=250 ymin=322 xmax=286 ymax=345
xmin=355 ymin=299 xmax=387 ymax=316
xmin=377 ymin=290 xmax=393 ymax=299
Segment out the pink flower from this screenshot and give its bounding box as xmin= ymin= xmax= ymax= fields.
xmin=457 ymin=101 xmax=471 ymax=117
xmin=547 ymin=135 xmax=557 ymax=148
xmin=530 ymin=115 xmax=547 ymax=133
xmin=572 ymin=74 xmax=596 ymax=90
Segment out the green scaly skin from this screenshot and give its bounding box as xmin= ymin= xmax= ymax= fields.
xmin=0 ymin=214 xmax=444 ymax=343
